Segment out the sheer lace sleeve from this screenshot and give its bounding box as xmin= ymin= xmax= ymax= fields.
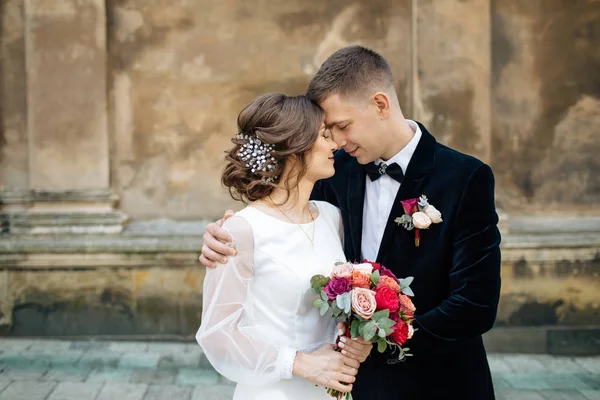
xmin=196 ymin=215 xmax=297 ymax=385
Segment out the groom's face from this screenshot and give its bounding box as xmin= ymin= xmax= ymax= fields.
xmin=320 ymin=93 xmax=384 ymax=165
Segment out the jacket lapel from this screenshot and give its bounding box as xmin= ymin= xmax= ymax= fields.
xmin=375 ymin=122 xmax=437 ymax=263
xmin=347 ymin=159 xmax=366 ymax=262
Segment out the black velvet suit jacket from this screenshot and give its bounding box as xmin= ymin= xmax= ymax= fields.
xmin=311 ymin=122 xmax=501 ymax=400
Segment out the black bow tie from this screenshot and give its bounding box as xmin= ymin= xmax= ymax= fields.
xmin=365 ymin=162 xmax=404 ymax=183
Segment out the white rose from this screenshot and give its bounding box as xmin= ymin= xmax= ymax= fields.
xmin=353 ymin=263 xmax=373 ymax=275
xmin=407 ymin=324 xmax=415 ymax=340
xmin=424 ymin=205 xmax=442 ymax=224
xmin=412 ymin=212 xmax=432 ymax=229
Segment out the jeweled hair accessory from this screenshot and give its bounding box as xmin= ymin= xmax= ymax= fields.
xmin=236 ymin=134 xmax=279 ymax=183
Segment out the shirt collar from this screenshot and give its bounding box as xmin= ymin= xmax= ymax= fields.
xmin=375 ymin=119 xmax=422 ymax=174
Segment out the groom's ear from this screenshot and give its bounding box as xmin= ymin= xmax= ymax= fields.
xmin=372 ymin=92 xmax=391 ymax=119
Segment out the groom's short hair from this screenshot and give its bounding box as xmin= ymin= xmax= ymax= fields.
xmin=307 ymin=45 xmax=395 ymax=104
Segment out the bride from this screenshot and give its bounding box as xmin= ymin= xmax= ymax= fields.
xmin=196 ymin=93 xmax=372 ymax=399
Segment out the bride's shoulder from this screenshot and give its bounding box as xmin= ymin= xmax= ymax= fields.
xmin=222 ymin=213 xmax=254 ymax=244
xmin=312 ymin=201 xmax=341 ymax=220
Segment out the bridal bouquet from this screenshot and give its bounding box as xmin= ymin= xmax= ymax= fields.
xmin=310 ymin=260 xmax=416 ymax=399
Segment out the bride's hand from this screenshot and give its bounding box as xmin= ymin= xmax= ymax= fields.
xmin=292 ymin=344 xmax=359 ymax=393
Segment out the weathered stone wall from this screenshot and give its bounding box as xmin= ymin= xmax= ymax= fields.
xmin=492 ymin=0 xmax=600 ymax=211
xmin=0 ymin=0 xmax=599 ymax=352
xmin=107 ymin=0 xmax=413 ymax=220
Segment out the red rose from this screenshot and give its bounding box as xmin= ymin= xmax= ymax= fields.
xmin=391 ymin=319 xmax=409 ymax=345
xmin=374 ymin=287 xmax=399 ymax=312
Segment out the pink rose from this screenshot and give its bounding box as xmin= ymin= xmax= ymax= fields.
xmin=324 ymin=277 xmax=352 ymax=300
xmin=412 ymin=211 xmax=432 ymax=229
xmin=331 ymin=263 xmax=354 ymax=279
xmin=399 ymin=294 xmax=416 ymax=313
xmin=351 ymin=288 xmax=377 ymax=320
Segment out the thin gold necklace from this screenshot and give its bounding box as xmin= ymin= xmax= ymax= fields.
xmin=273 ymin=203 xmax=315 ymax=245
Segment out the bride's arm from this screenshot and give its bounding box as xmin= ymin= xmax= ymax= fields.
xmin=196 ymin=215 xmax=357 ymax=391
xmin=196 ymin=215 xmax=296 ymax=385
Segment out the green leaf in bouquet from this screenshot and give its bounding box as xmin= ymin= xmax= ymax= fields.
xmin=313 ymin=299 xmax=324 ymax=308
xmin=378 ymin=328 xmax=387 ymax=339
xmin=319 ymin=302 xmax=329 ymax=316
xmin=370 ymin=270 xmax=380 ymax=286
xmin=330 ymin=301 xmax=344 ymax=317
xmin=363 ymin=321 xmax=378 ymax=341
xmin=311 ymin=275 xmax=330 ymax=291
xmin=351 ymin=319 xmax=360 ymax=339
xmin=339 ymin=292 xmax=352 ymax=314
xmin=377 ymin=317 xmax=396 ymax=330
xmin=371 ymin=309 xmax=390 ymax=322
xmin=377 ymin=339 xmax=388 ymax=353
xmin=320 ymin=290 xmax=329 ymax=302
xmin=399 ymin=276 xmax=415 ymax=297
xmin=358 ymin=321 xmax=366 ymax=338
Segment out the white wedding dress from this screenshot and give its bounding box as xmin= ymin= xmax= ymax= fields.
xmin=196 ymin=200 xmax=347 ymax=400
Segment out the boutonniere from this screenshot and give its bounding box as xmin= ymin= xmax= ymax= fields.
xmin=394 ymin=195 xmax=443 ymax=247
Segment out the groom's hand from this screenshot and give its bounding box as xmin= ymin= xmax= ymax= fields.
xmin=199 ymin=210 xmax=236 ymax=268
xmin=337 ymin=323 xmax=372 ymax=363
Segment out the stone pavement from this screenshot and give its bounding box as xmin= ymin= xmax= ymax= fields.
xmin=0 ymin=339 xmax=598 ymax=400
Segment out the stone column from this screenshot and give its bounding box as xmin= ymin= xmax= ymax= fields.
xmin=0 ymin=0 xmax=28 ymax=191
xmin=25 ymin=0 xmax=109 ymax=190
xmin=412 ymin=0 xmax=492 ymax=163
xmin=0 ymin=0 xmax=126 ymax=234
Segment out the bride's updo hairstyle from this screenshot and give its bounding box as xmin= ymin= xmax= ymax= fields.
xmin=222 ymin=93 xmax=324 ymax=203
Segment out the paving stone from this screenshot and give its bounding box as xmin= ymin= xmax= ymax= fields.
xmin=0 ymin=381 xmax=56 ymax=400
xmin=503 ymin=355 xmax=549 ymax=373
xmin=86 ymin=367 xmax=134 ymax=383
xmin=176 ymin=368 xmax=220 ymax=386
xmin=495 ymin=390 xmax=546 ymax=400
xmin=0 ymin=364 xmax=48 ymax=381
xmin=492 ymin=376 xmax=513 ymax=390
xmin=575 ymin=357 xmax=600 ymax=375
xmin=119 ymin=353 xmax=161 ymax=369
xmin=131 ymin=368 xmax=177 ymax=385
xmin=46 ymin=382 xmax=104 ymax=400
xmin=579 ymin=390 xmax=600 ymax=400
xmin=78 ymin=351 xmax=121 ymax=368
xmin=143 ymin=384 xmax=193 ymax=400
xmin=576 ymin=374 xmax=600 ymax=390
xmin=96 ymin=383 xmax=148 ymax=400
xmin=42 ymin=365 xmax=93 ymax=382
xmin=543 ymin=373 xmax=594 ymax=390
xmin=109 ymin=342 xmax=149 ymax=353
xmin=488 ymin=356 xmax=513 ymax=373
xmin=0 ymin=351 xmax=32 ymax=367
xmin=157 ymin=353 xmax=202 ymax=369
xmin=0 ymin=340 xmax=32 ymax=352
xmin=538 ymin=389 xmax=589 ymax=400
xmin=192 ymin=384 xmax=235 ymax=400
xmin=503 ymin=373 xmax=552 ymax=390
xmin=540 ymin=356 xmax=590 ymax=374
xmin=31 ymin=350 xmax=84 ymax=367
xmin=0 ymin=381 xmax=10 ymax=393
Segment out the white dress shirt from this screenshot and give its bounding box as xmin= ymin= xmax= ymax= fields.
xmin=361 ymin=120 xmax=422 ymax=262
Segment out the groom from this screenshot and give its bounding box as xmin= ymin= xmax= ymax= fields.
xmin=201 ymin=45 xmax=501 ymax=399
